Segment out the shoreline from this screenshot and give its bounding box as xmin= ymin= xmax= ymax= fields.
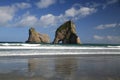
xmin=0 ymin=52 xmax=120 ymax=58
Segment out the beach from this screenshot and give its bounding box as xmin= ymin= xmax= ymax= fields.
xmin=0 ymin=43 xmax=119 ymax=80
xmin=0 ymin=55 xmax=120 ymax=80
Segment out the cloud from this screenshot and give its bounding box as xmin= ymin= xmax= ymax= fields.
xmin=93 ymin=35 xmax=104 ymax=40
xmin=12 ymin=4 xmax=97 ymax=28
xmin=0 ymin=6 xmax=16 ymax=24
xmin=65 ymin=6 xmax=96 ymax=18
xmin=0 ymin=2 xmax=32 ymax=26
xmin=14 ymin=12 xmax=66 ymax=28
xmin=89 ymin=0 xmax=119 ymax=9
xmin=65 ymin=7 xmax=77 ymax=17
xmin=2 ymin=1 xmax=118 ymax=28
xmin=80 ymin=0 xmax=119 ymax=10
xmin=14 ymin=10 xmax=70 ymax=28
xmin=36 ymin=0 xmax=56 ymax=8
xmin=106 ymin=36 xmax=120 ymax=43
xmin=19 ymin=15 xmax=38 ymax=27
xmin=119 ymin=23 xmax=120 ymax=26
xmin=38 ymin=6 xmax=95 ymax=27
xmin=40 ymin=14 xmax=67 ymax=27
xmin=93 ymin=35 xmax=120 ymax=43
xmin=13 ymin=2 xmax=31 ymax=9
xmin=95 ymin=23 xmax=119 ymax=30
xmin=103 ymin=0 xmax=119 ymax=9
xmin=106 ymin=0 xmax=119 ymax=5
xmin=39 ymin=14 xmax=57 ymax=27
xmin=15 ymin=12 xmax=38 ymax=27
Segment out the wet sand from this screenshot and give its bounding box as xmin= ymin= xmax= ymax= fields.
xmin=0 ymin=55 xmax=120 ymax=80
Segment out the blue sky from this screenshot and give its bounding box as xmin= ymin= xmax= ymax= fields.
xmin=0 ymin=0 xmax=120 ymax=44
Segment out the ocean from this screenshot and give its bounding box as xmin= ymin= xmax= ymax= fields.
xmin=0 ymin=42 xmax=120 ymax=57
xmin=0 ymin=42 xmax=120 ymax=80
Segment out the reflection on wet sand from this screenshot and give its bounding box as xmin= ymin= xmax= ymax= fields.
xmin=28 ymin=58 xmax=55 ymax=78
xmin=55 ymin=58 xmax=77 ymax=80
xmin=27 ymin=57 xmax=77 ymax=80
xmin=0 ymin=56 xmax=120 ymax=80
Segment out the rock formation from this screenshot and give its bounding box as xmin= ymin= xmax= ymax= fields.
xmin=53 ymin=20 xmax=80 ymax=44
xmin=26 ymin=27 xmax=50 ymax=43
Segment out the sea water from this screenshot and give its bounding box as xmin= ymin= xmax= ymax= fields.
xmin=0 ymin=43 xmax=120 ymax=57
xmin=0 ymin=43 xmax=120 ymax=80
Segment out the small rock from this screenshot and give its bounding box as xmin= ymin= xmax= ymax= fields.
xmin=26 ymin=27 xmax=50 ymax=43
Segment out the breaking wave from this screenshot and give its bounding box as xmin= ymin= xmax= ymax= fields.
xmin=0 ymin=43 xmax=41 ymax=47
xmin=0 ymin=43 xmax=119 ymax=57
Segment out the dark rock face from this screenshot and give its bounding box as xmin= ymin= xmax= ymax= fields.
xmin=53 ymin=20 xmax=81 ymax=44
xmin=26 ymin=28 xmax=50 ymax=43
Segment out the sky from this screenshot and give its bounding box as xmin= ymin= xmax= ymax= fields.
xmin=0 ymin=0 xmax=120 ymax=44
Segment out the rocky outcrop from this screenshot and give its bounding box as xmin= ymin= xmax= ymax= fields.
xmin=53 ymin=20 xmax=81 ymax=44
xmin=26 ymin=28 xmax=50 ymax=43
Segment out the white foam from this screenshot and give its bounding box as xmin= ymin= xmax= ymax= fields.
xmin=108 ymin=46 xmax=120 ymax=48
xmin=21 ymin=44 xmax=41 ymax=47
xmin=0 ymin=46 xmax=119 ymax=50
xmin=0 ymin=52 xmax=120 ymax=57
xmin=0 ymin=43 xmax=119 ymax=56
xmin=0 ymin=43 xmax=120 ymax=49
xmin=0 ymin=43 xmax=41 ymax=47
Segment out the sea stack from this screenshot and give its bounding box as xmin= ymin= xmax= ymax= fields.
xmin=26 ymin=27 xmax=50 ymax=43
xmin=53 ymin=20 xmax=81 ymax=44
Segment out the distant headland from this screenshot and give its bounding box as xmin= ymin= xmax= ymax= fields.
xmin=26 ymin=20 xmax=81 ymax=44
